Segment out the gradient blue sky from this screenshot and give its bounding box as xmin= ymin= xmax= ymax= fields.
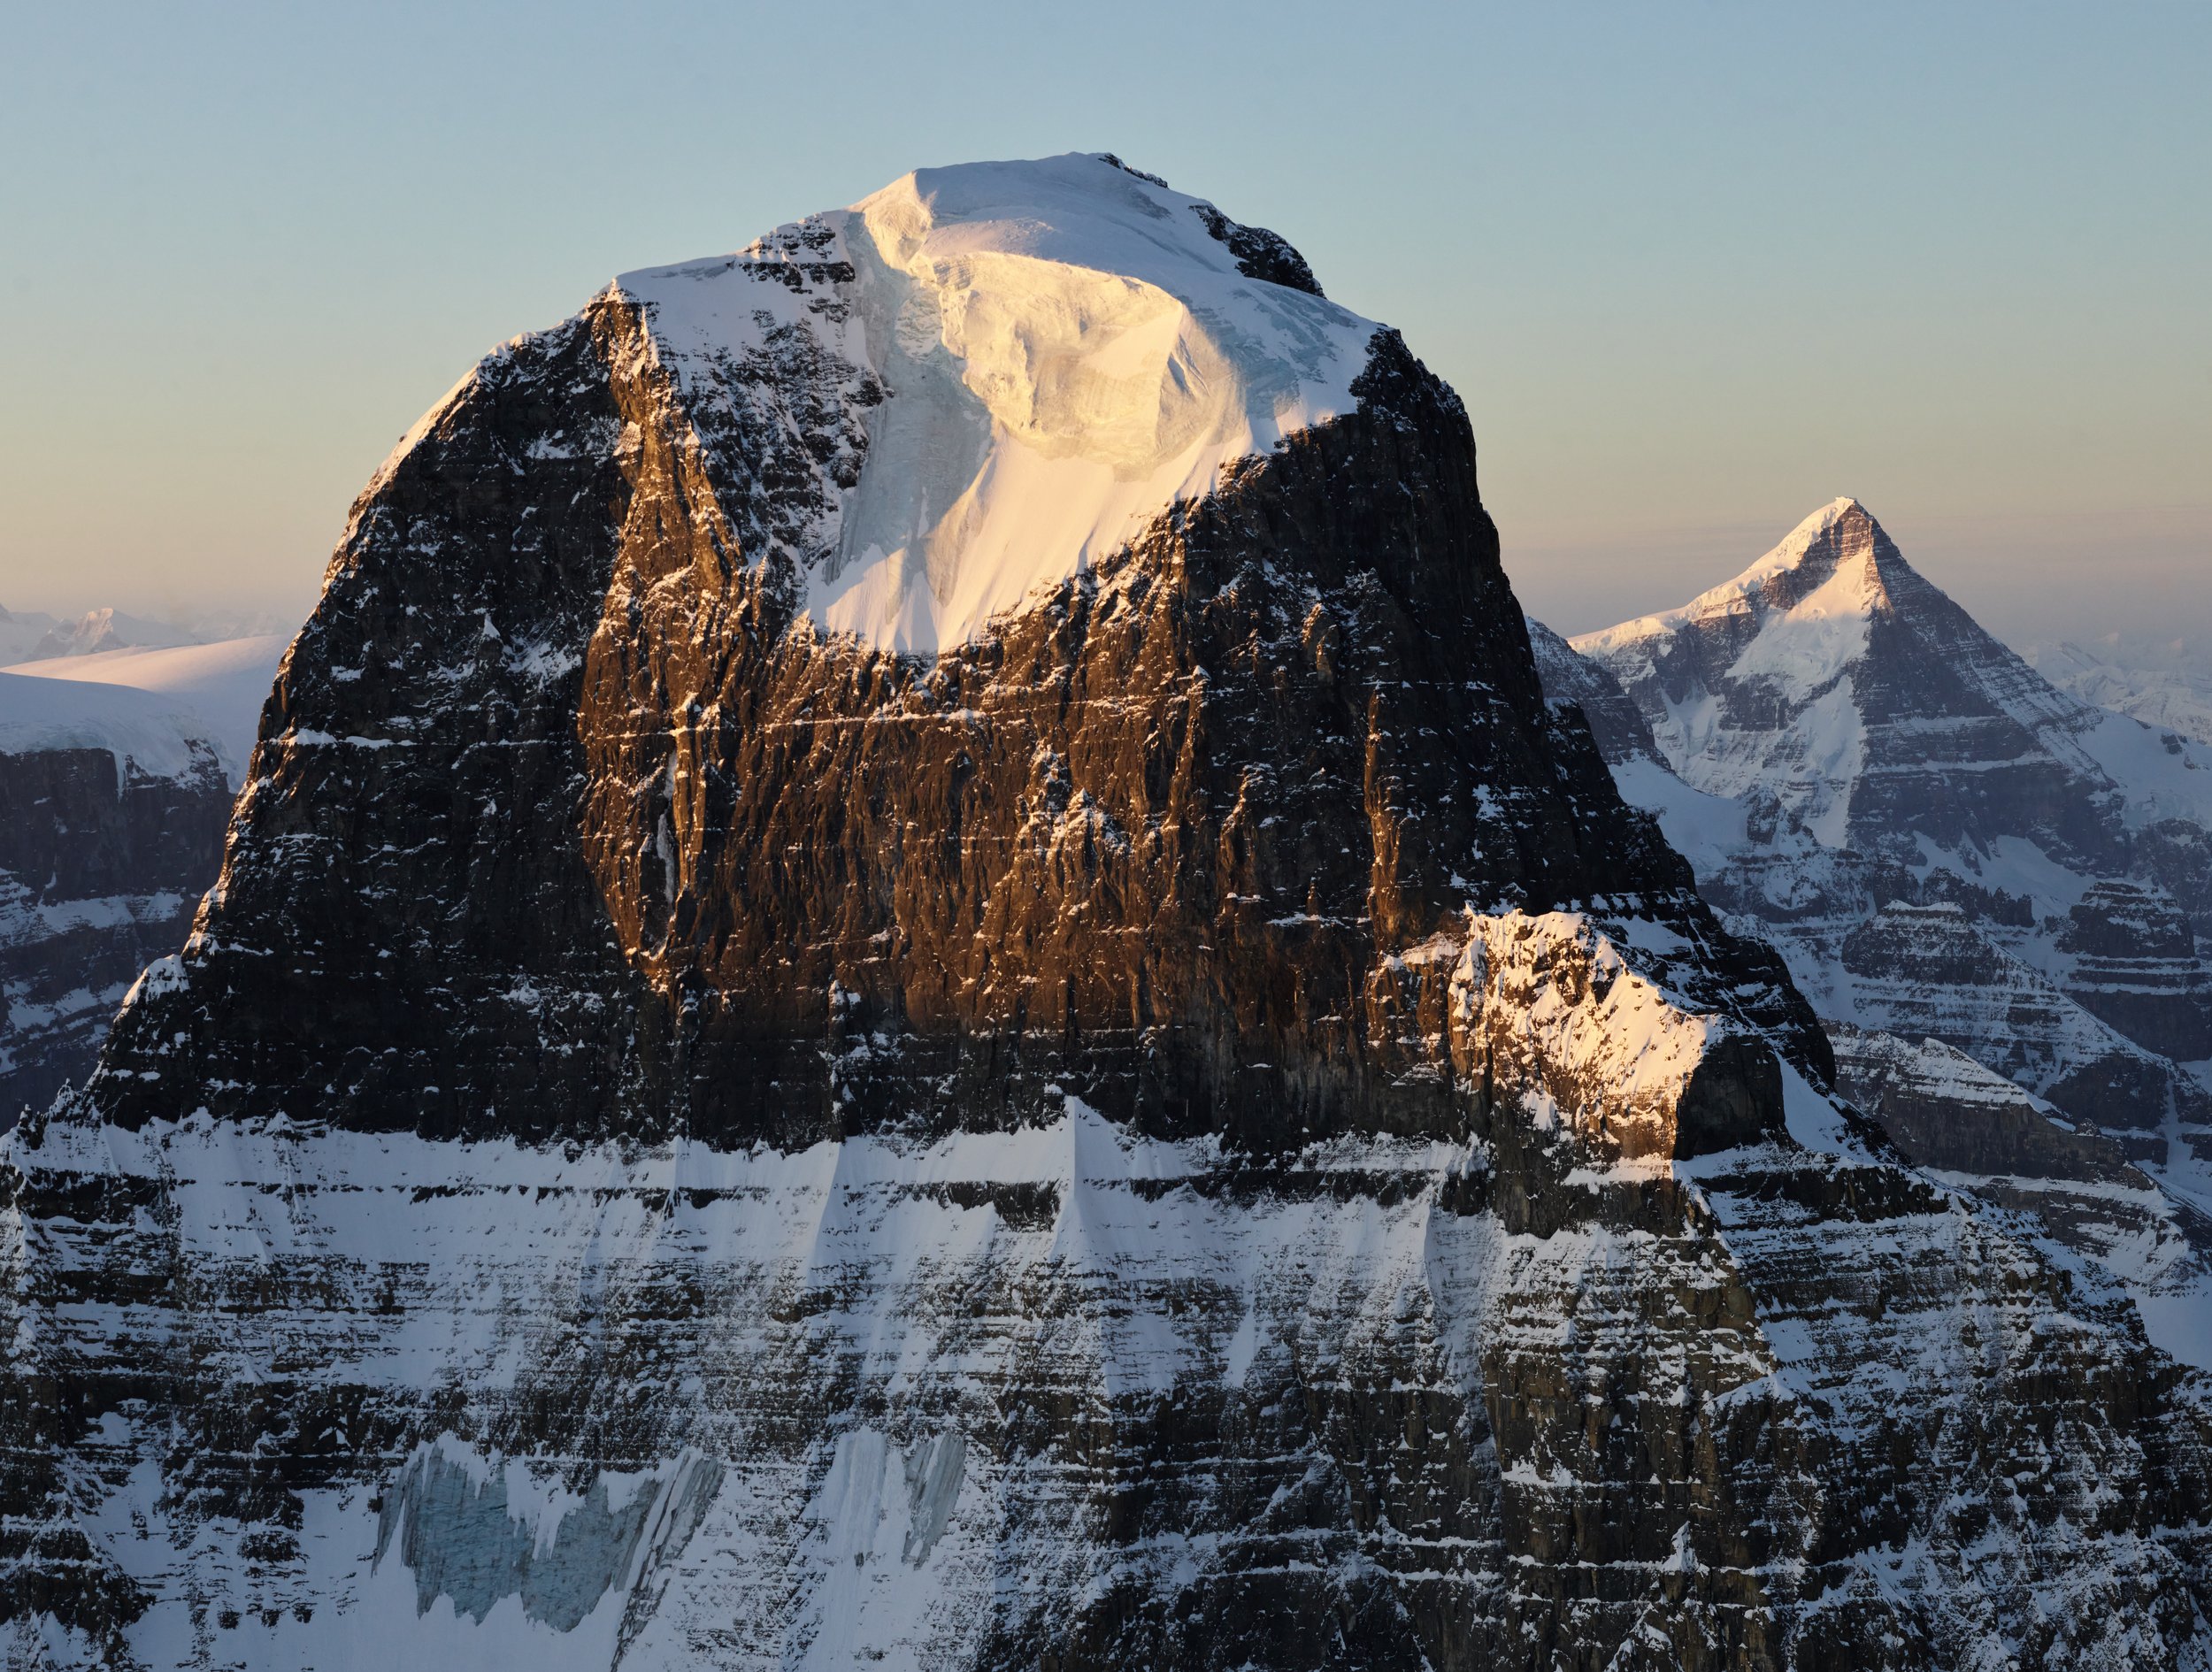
xmin=3 ymin=1 xmax=2205 ymax=646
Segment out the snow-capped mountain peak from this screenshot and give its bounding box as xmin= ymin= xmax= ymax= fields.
xmin=607 ymin=152 xmax=1383 ymax=655
xmin=1574 ymin=496 xmax=1892 ymax=709
xmin=1571 ymin=498 xmax=2212 ymax=864
xmin=1667 ymin=495 xmax=1876 ymax=620
xmin=1535 ymin=510 xmax=2212 ymax=1379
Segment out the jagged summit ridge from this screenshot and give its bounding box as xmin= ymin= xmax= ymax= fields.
xmin=602 ymin=151 xmax=1383 ymax=655
xmin=1572 ymin=496 xmax=1908 ymax=729
xmin=1582 ymin=495 xmax=1882 ymax=662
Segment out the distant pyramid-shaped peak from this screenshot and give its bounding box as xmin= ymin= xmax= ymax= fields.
xmin=1571 ymin=498 xmax=1898 ymax=672
xmin=1683 ymin=497 xmax=1893 ymax=626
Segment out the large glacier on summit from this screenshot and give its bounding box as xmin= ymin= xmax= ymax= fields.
xmin=610 ymin=152 xmax=1379 ymax=654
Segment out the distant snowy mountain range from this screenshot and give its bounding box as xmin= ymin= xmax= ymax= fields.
xmin=0 ymin=602 xmax=287 ymax=666
xmin=2024 ymin=633 xmax=2212 ymax=748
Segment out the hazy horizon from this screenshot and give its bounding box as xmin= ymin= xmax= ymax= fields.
xmin=4 ymin=2 xmax=2205 ymax=650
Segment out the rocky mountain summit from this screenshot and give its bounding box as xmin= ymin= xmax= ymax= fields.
xmin=8 ymin=160 xmax=2212 ymax=1672
xmin=1549 ymin=499 xmax=2212 ymax=1372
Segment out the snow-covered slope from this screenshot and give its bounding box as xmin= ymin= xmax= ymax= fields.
xmin=0 ymin=668 xmax=224 ymax=784
xmin=1525 ymin=615 xmax=1751 ymax=876
xmin=2 ymin=633 xmax=289 ymax=784
xmin=609 ymin=152 xmax=1380 ymax=654
xmin=2027 ymin=634 xmax=2212 ymax=748
xmin=1571 ymin=498 xmax=2212 ymax=952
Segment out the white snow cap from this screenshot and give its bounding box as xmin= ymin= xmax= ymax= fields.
xmin=1574 ymin=497 xmax=1888 ymax=697
xmin=618 ymin=153 xmax=1382 ymax=656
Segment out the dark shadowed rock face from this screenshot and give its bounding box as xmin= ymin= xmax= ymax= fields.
xmin=90 ymin=305 xmax=1821 ymax=1154
xmin=1829 ymin=1023 xmax=2140 ymax=1184
xmin=0 ymin=743 xmax=230 ymax=1124
xmin=2056 ymin=880 xmax=2212 ymax=1062
xmin=1524 ymin=616 xmax=1665 ymax=768
xmin=8 ymin=163 xmax=2212 ymax=1672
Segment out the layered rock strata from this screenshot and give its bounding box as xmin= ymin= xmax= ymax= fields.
xmin=6 ymin=158 xmax=2212 ymax=1672
xmin=2055 ymin=880 xmax=2212 ymax=1062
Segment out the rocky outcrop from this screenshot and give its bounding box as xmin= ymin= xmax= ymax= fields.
xmin=8 ymin=159 xmax=2212 ymax=1671
xmin=1835 ymin=902 xmax=2211 ymax=1149
xmin=1830 ymin=1022 xmax=2140 ymax=1182
xmin=2056 ymin=880 xmax=2212 ymax=1062
xmin=1828 ymin=1022 xmax=2212 ymax=1369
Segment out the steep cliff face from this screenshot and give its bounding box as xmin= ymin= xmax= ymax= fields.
xmin=90 ymin=160 xmax=1817 ymax=1155
xmin=2055 ymin=881 xmax=2212 ymax=1061
xmin=1836 ymin=902 xmax=2210 ymax=1139
xmin=8 ymin=158 xmax=2212 ymax=1672
xmin=1826 ymin=1021 xmax=2212 ymax=1358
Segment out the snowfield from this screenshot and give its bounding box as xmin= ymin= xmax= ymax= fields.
xmin=618 ymin=152 xmax=1381 ymax=656
xmin=0 ymin=668 xmax=222 ymax=784
xmin=1 ymin=634 xmax=288 ymax=785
